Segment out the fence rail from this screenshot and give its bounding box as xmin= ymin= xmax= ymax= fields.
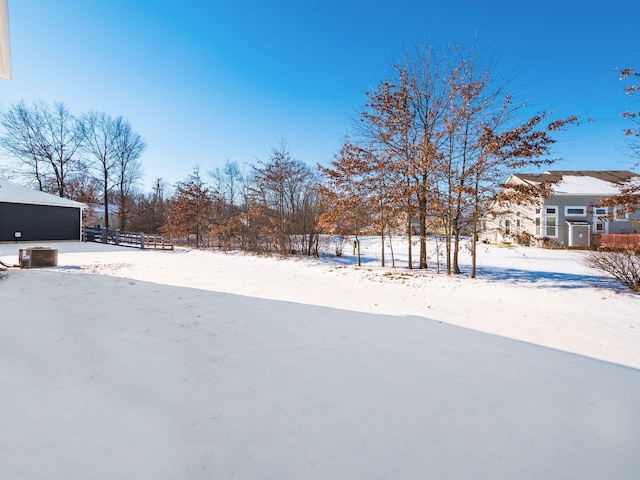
xmin=593 ymin=233 xmax=640 ymax=251
xmin=83 ymin=226 xmax=173 ymax=250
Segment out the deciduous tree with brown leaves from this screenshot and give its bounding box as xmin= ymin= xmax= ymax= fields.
xmin=323 ymin=43 xmax=577 ymax=278
xmin=163 ymin=167 xmax=213 ymax=248
xmin=319 ymin=140 xmax=375 ymax=266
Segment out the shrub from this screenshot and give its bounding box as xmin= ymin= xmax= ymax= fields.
xmin=583 ymin=249 xmax=640 ymax=291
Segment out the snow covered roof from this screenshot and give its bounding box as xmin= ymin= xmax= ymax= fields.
xmin=0 ymin=178 xmax=86 ymax=208
xmin=512 ymin=170 xmax=640 ymax=196
xmin=86 ymin=202 xmax=119 ymax=213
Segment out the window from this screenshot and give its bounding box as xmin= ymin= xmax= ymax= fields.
xmin=546 ymin=217 xmax=557 ymax=236
xmin=593 ymin=206 xmax=609 ymax=234
xmin=614 ymin=205 xmax=629 ymax=221
xmin=594 ymin=207 xmax=607 ymax=216
xmin=544 ymin=206 xmax=558 ymax=238
xmin=565 ymin=206 xmax=586 ymax=216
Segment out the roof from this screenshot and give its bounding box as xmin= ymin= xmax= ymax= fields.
xmin=511 ymin=170 xmax=640 ymax=196
xmin=0 ymin=178 xmax=86 ymax=208
xmin=86 ymin=202 xmax=119 ymax=213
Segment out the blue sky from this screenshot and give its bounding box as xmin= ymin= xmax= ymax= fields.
xmin=1 ymin=0 xmax=639 ymax=191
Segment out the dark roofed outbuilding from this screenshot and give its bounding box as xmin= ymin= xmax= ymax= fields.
xmin=0 ymin=178 xmax=86 ymax=242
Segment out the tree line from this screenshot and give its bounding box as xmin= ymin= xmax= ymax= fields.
xmin=161 ymin=45 xmax=579 ymax=277
xmin=163 ymin=142 xmax=321 ymax=256
xmin=0 ymin=101 xmax=146 ymax=230
xmin=2 ymin=45 xmax=636 ymax=279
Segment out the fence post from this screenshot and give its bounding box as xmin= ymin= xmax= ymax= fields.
xmin=140 ymin=233 xmax=145 ymax=249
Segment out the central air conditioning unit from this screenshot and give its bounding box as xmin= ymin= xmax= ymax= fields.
xmin=19 ymin=247 xmax=58 ymax=268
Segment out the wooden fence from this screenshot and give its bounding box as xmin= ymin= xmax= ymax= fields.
xmin=83 ymin=226 xmax=173 ymax=250
xmin=593 ymin=233 xmax=640 ymax=251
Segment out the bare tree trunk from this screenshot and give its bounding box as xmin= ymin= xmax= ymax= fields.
xmin=435 ymin=235 xmax=441 ymax=274
xmin=419 ymin=196 xmax=428 ymax=269
xmin=407 ymin=217 xmax=413 ymax=269
xmin=453 ymin=224 xmax=461 ymax=274
xmin=388 ymin=229 xmax=395 ymax=268
xmin=445 ymin=227 xmax=452 ymax=275
xmin=471 ymin=173 xmax=481 ymax=278
xmin=103 ymin=170 xmax=110 ymax=230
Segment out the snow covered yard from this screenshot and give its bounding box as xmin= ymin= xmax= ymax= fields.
xmin=1 ymin=240 xmax=639 ymax=479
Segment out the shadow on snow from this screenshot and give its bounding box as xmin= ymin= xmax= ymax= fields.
xmin=318 ymin=252 xmax=621 ymax=290
xmin=473 ymin=265 xmax=621 ymax=290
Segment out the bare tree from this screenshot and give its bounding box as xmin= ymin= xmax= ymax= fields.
xmin=40 ymin=102 xmax=84 ymax=197
xmin=0 ymin=100 xmax=83 ymax=196
xmin=609 ymin=68 xmax=640 ymax=209
xmin=80 ymin=111 xmax=118 ymax=229
xmin=584 ymin=248 xmax=640 ymax=291
xmin=0 ymin=101 xmax=46 ymax=189
xmin=210 ymin=159 xmax=244 ymax=207
xmin=619 ymin=68 xmax=640 ymax=161
xmin=112 ymin=117 xmax=146 ymax=230
xmin=129 ymin=178 xmax=169 ymax=234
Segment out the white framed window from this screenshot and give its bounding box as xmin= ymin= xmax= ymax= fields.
xmin=613 ymin=205 xmax=629 ymax=221
xmin=544 ymin=206 xmax=558 ymax=238
xmin=564 ymin=206 xmax=587 ymax=217
xmin=593 ymin=207 xmax=608 ymax=216
xmin=593 ymin=206 xmax=609 ymax=234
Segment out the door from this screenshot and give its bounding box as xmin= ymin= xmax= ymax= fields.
xmin=567 ymin=222 xmax=590 ymax=247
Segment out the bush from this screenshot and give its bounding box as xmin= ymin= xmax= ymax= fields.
xmin=583 ymin=249 xmax=640 ymax=291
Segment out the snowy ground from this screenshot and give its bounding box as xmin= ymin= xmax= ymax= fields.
xmin=1 ymin=239 xmax=639 ymax=479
